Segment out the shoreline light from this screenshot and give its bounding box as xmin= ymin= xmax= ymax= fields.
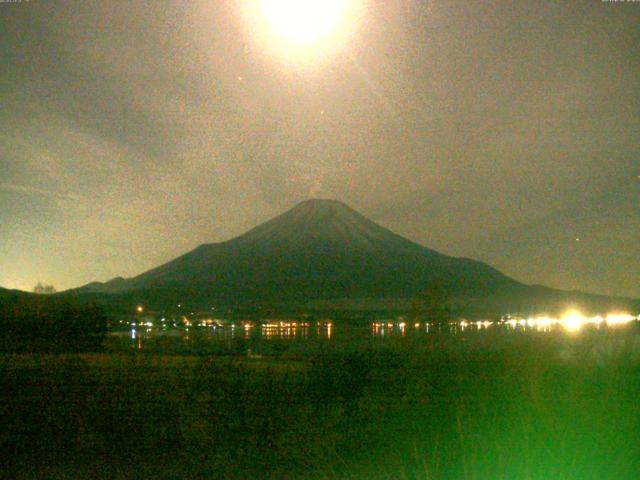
xmin=561 ymin=310 xmax=585 ymax=332
xmin=606 ymin=313 xmax=636 ymax=325
xmin=503 ymin=310 xmax=637 ymax=333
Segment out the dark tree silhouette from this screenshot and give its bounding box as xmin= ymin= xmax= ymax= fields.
xmin=33 ymin=283 xmax=57 ymax=294
xmin=410 ymin=279 xmax=454 ymax=323
xmin=0 ymin=296 xmax=108 ymax=352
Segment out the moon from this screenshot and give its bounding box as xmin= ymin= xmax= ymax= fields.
xmin=258 ymin=0 xmax=348 ymax=43
xmin=244 ymin=0 xmax=361 ymax=67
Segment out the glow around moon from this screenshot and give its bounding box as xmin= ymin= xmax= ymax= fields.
xmin=243 ymin=0 xmax=362 ymax=67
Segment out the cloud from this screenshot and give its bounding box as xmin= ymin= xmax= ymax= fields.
xmin=1 ymin=1 xmax=638 ymax=296
xmin=0 ymin=183 xmax=83 ymax=202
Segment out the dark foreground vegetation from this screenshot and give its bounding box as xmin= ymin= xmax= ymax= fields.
xmin=2 ymin=329 xmax=640 ymax=479
xmin=0 ymin=296 xmax=107 ymax=353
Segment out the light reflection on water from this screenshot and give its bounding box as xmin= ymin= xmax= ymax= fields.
xmin=111 ymin=320 xmax=337 ymax=352
xmin=110 ymin=312 xmax=639 ymax=354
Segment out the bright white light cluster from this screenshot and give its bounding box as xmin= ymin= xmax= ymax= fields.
xmin=504 ymin=311 xmax=638 ymax=333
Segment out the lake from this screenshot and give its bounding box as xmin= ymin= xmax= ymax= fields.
xmin=107 ymin=313 xmax=640 ymax=356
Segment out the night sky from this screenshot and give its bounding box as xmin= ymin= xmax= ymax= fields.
xmin=1 ymin=1 xmax=638 ymax=297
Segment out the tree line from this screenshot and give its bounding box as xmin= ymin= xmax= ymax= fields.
xmin=0 ymin=295 xmax=107 ymax=353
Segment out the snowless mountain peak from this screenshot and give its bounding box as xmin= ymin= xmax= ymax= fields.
xmin=234 ymin=199 xmax=403 ymax=248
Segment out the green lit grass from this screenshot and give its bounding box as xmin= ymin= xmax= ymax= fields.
xmin=2 ymin=329 xmax=639 ymax=479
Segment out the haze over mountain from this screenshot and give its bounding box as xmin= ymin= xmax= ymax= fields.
xmin=76 ymin=200 xmax=636 ymax=315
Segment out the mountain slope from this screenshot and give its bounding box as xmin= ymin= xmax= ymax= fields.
xmin=80 ymin=200 xmax=519 ymax=304
xmin=76 ymin=199 xmax=637 ymax=314
xmin=0 ymin=287 xmax=34 ymax=302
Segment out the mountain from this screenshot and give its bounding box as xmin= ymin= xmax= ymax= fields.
xmin=0 ymin=287 xmax=34 ymax=302
xmin=0 ymin=287 xmax=14 ymax=300
xmin=75 ymin=199 xmax=637 ymax=315
xmin=80 ymin=277 xmax=128 ymax=292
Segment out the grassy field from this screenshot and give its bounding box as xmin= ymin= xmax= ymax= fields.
xmin=2 ymin=328 xmax=640 ymax=479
